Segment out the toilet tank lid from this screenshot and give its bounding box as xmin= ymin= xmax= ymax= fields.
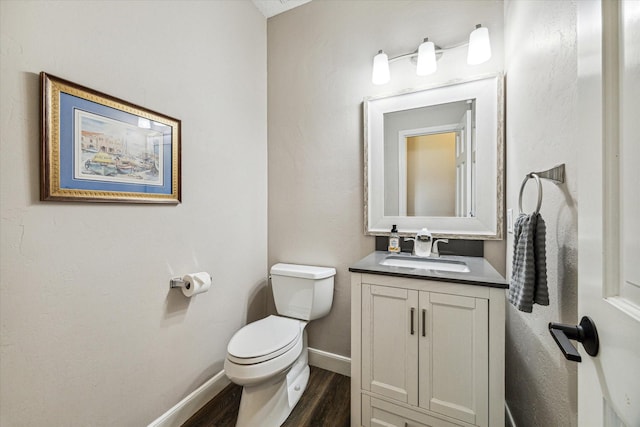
xmin=270 ymin=263 xmax=336 ymax=279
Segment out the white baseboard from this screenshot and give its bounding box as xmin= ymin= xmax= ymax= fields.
xmin=147 ymin=370 xmax=230 ymax=427
xmin=308 ymin=347 xmax=351 ymax=377
xmin=505 ymin=401 xmax=517 ymax=427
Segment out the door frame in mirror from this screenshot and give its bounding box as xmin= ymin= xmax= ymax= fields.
xmin=397 ymin=123 xmax=461 ymax=216
xmin=364 ymin=74 xmax=504 ymax=239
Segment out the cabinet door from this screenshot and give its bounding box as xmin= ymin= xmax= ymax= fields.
xmin=362 ymin=284 xmax=419 ymax=405
xmin=419 ymin=292 xmax=489 ymax=427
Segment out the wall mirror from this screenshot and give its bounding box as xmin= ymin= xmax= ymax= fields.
xmin=364 ymin=74 xmax=503 ymax=239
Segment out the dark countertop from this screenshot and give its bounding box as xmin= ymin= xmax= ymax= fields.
xmin=349 ymin=251 xmax=508 ymax=288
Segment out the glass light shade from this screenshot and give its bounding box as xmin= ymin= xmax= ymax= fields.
xmin=372 ymin=51 xmax=390 ymax=85
xmin=467 ymin=25 xmax=492 ymax=65
xmin=416 ymin=39 xmax=437 ymax=76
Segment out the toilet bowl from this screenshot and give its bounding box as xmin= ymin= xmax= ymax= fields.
xmin=224 ymin=263 xmax=335 ymax=427
xmin=225 ymin=315 xmax=306 ymax=386
xmin=224 ymin=316 xmax=310 ymax=427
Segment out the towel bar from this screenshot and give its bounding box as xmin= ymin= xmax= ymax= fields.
xmin=518 ymin=164 xmax=565 ymax=214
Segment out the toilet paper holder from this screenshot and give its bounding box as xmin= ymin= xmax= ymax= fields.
xmin=169 ymin=272 xmax=212 ymax=296
xmin=170 ymin=277 xmax=191 ymax=290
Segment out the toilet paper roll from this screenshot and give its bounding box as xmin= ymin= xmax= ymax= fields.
xmin=182 ymin=272 xmax=212 ymax=297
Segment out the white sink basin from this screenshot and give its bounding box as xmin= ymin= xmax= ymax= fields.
xmin=380 ymin=256 xmax=470 ymax=273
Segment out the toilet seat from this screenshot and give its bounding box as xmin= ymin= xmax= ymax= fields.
xmin=227 ymin=316 xmax=304 ymax=365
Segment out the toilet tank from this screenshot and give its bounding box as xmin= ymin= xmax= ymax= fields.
xmin=270 ymin=263 xmax=336 ymax=321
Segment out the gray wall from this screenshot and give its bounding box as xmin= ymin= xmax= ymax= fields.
xmin=504 ymin=1 xmax=578 ymax=425
xmin=267 ymin=0 xmax=505 ymax=357
xmin=0 ymin=1 xmax=267 ymax=425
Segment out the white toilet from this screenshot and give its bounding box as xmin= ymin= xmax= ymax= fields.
xmin=224 ymin=263 xmax=336 ymax=427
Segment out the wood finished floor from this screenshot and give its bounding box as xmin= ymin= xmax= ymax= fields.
xmin=182 ymin=366 xmax=350 ymax=427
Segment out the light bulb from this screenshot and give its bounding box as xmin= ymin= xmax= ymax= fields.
xmin=416 ymin=38 xmax=437 ymax=76
xmin=467 ymin=24 xmax=491 ymax=65
xmin=372 ymin=50 xmax=390 ymax=85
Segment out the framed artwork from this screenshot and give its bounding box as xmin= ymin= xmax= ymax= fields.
xmin=40 ymin=72 xmax=181 ymax=203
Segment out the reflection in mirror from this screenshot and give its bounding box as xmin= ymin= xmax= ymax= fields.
xmin=365 ymin=74 xmax=503 ymax=239
xmin=384 ymin=100 xmax=476 ymax=218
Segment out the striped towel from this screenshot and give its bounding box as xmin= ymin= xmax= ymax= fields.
xmin=508 ymin=212 xmax=549 ymax=312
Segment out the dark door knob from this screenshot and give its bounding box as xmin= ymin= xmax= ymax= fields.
xmin=548 ymin=316 xmax=599 ymax=362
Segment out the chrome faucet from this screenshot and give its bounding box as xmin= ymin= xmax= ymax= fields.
xmin=431 ymin=239 xmax=449 ymax=257
xmin=414 ymin=229 xmax=433 ymax=257
xmin=403 ymin=228 xmax=432 ymax=257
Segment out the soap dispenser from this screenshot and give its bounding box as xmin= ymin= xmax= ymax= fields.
xmin=413 ymin=228 xmax=433 ymax=257
xmin=388 ymin=224 xmax=401 ymax=253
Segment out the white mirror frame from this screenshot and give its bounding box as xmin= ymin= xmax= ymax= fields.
xmin=364 ymin=74 xmax=504 ymax=239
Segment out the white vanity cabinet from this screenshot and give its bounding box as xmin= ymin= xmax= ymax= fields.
xmin=351 ymin=272 xmax=505 ymax=427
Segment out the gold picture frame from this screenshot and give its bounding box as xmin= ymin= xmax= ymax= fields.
xmin=40 ymin=72 xmax=181 ymax=203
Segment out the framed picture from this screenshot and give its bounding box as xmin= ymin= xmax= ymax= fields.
xmin=40 ymin=72 xmax=181 ymax=203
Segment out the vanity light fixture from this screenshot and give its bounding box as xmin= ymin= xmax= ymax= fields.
xmin=371 ymin=50 xmax=390 ymax=85
xmin=371 ymin=24 xmax=492 ymax=85
xmin=416 ymin=38 xmax=437 ymax=76
xmin=467 ymin=24 xmax=492 ymax=65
